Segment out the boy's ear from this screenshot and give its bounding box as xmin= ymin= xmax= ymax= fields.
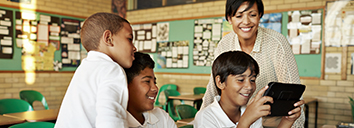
xmin=227 ymin=17 xmax=232 ymax=24
xmin=102 ymin=30 xmax=114 ymax=47
xmin=215 ymin=75 xmax=225 ymax=90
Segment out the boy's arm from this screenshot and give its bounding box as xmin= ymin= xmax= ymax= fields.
xmin=238 ymin=86 xmax=272 ymax=128
xmin=96 ymin=66 xmax=129 ymax=127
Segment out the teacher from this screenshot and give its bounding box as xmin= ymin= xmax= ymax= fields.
xmin=201 ymin=0 xmax=305 ymax=127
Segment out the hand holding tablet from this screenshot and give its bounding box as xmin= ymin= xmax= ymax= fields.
xmin=262 ymin=82 xmax=306 ymax=116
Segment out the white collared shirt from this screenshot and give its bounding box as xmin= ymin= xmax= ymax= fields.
xmin=55 ymin=51 xmax=129 ymax=128
xmin=127 ymin=108 xmax=177 ymax=128
xmin=201 ymin=27 xmax=304 ymax=127
xmin=194 ymin=96 xmax=263 ymax=128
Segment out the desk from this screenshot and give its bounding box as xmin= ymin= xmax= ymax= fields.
xmin=168 ymin=94 xmax=203 ymax=110
xmin=3 ymin=109 xmax=59 ymax=122
xmin=0 ymin=115 xmax=25 ymax=126
xmin=303 ymin=98 xmax=318 ymax=128
xmin=177 ymin=118 xmax=194 ymax=124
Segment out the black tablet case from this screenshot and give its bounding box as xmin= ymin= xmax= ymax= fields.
xmin=263 ymin=82 xmax=306 ymax=116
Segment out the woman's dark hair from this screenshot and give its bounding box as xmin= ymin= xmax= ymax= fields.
xmin=212 ymin=51 xmax=259 ymax=95
xmin=225 ymin=0 xmax=264 ymax=21
xmin=124 ymin=52 xmax=155 ymax=83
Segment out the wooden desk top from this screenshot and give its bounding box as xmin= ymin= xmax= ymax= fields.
xmin=0 ymin=115 xmax=25 ymax=126
xmin=177 ymin=118 xmax=194 ymax=124
xmin=3 ymin=109 xmax=59 ymax=122
xmin=303 ymin=97 xmax=317 ymax=104
xmin=168 ymin=94 xmax=204 ymax=101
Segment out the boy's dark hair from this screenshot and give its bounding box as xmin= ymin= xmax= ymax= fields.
xmin=124 ymin=52 xmax=155 ymax=83
xmin=81 ymin=12 xmax=129 ymax=51
xmin=212 ymin=51 xmax=259 ymax=95
xmin=225 ymin=0 xmax=264 ymax=21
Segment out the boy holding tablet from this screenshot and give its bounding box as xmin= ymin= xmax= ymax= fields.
xmin=194 ymin=51 xmax=304 ymax=128
xmin=124 ymin=52 xmax=177 ymax=128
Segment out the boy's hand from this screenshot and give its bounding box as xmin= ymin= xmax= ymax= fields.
xmin=278 ymin=100 xmax=304 ymax=128
xmin=239 ymin=86 xmax=273 ymax=127
xmin=284 ymin=100 xmax=304 ymax=121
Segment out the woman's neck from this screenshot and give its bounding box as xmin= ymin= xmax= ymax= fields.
xmin=128 ymin=108 xmax=145 ymax=125
xmin=238 ymin=33 xmax=257 ymax=54
xmin=219 ymin=99 xmax=241 ymax=124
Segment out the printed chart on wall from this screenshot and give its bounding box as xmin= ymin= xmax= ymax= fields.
xmin=259 ymin=13 xmax=282 ymax=33
xmin=0 ymin=9 xmax=13 ymax=59
xmin=326 ymin=1 xmax=354 ymax=47
xmin=287 ymin=10 xmax=322 ymax=54
xmin=61 ymin=18 xmax=83 ymax=67
xmin=157 ymin=40 xmax=189 ymax=68
xmin=15 ymin=11 xmax=60 ymax=71
xmin=193 ymin=18 xmax=222 ymax=66
xmin=132 ymin=23 xmax=157 ymax=53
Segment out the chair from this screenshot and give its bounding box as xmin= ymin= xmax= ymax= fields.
xmin=176 ymin=104 xmax=198 ymax=120
xmin=164 ymin=89 xmax=184 ymax=121
xmin=193 ymin=87 xmax=206 ymax=95
xmin=20 ymin=90 xmax=49 ymax=110
xmin=0 ymin=99 xmax=33 ymax=114
xmin=193 ymin=87 xmax=206 ymax=110
xmin=9 ymin=122 xmax=55 ymax=128
xmin=155 ymin=84 xmax=177 ymax=111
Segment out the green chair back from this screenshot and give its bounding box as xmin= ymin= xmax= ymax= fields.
xmin=155 ymin=84 xmax=177 ymax=110
xmin=9 ymin=122 xmax=55 ymax=128
xmin=193 ymin=87 xmax=206 ymax=95
xmin=176 ymin=104 xmax=198 ymax=119
xmin=164 ymin=89 xmax=184 ymax=121
xmin=20 ymin=90 xmax=49 ymax=110
xmin=0 ymin=99 xmax=33 ymax=114
xmin=193 ymin=87 xmax=206 ymax=110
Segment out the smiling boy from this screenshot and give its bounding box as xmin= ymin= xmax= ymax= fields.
xmin=124 ymin=52 xmax=177 ymax=128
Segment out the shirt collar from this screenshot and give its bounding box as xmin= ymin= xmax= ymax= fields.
xmin=233 ymin=27 xmax=262 ymax=53
xmin=86 ymin=51 xmax=114 ymax=62
xmin=127 ymin=111 xmax=159 ymax=127
xmin=210 ymin=96 xmax=236 ymax=128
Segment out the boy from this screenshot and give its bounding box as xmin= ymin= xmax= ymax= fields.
xmin=124 ymin=52 xmax=177 ymax=128
xmin=194 ymin=51 xmax=304 ymax=128
xmin=55 ymin=12 xmax=136 ymax=128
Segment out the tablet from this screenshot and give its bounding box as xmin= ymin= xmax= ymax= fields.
xmin=262 ymin=82 xmax=306 ymax=116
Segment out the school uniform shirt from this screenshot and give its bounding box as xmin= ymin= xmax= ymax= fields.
xmin=194 ymin=96 xmax=263 ymax=128
xmin=127 ymin=107 xmax=177 ymax=128
xmin=201 ymin=27 xmax=305 ymax=128
xmin=55 ymin=51 xmax=129 ymax=128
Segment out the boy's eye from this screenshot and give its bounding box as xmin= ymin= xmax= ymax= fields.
xmin=237 ymin=79 xmax=244 ymax=82
xmin=235 ymin=15 xmax=242 ymax=18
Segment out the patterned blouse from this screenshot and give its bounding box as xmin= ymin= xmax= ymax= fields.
xmin=201 ymin=27 xmax=304 ymax=128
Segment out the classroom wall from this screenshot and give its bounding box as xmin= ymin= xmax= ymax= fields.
xmin=0 ymin=0 xmax=353 ymax=128
xmin=0 ymin=0 xmax=111 ymax=18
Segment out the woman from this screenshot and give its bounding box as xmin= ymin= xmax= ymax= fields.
xmin=201 ymin=0 xmax=305 ymax=127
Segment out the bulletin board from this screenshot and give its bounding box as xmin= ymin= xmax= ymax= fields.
xmin=0 ymin=6 xmax=84 ymax=71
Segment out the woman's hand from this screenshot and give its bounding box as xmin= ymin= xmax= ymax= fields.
xmin=238 ymin=86 xmax=273 ymax=127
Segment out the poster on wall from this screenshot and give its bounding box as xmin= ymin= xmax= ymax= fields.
xmin=15 ymin=12 xmax=60 ymax=70
xmin=156 ymin=22 xmax=169 ymax=42
xmin=132 ymin=23 xmax=157 ymax=53
xmin=0 ymin=9 xmax=13 ymax=59
xmin=61 ymin=18 xmax=81 ymax=67
xmin=325 ymin=1 xmax=354 ymax=47
xmin=111 ymin=0 xmax=127 ymax=18
xmin=287 ymin=10 xmax=322 ymax=54
xmin=193 ymin=18 xmax=222 ymax=66
xmin=259 ymin=13 xmax=282 ymax=33
xmin=157 ymin=40 xmax=189 ymax=68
